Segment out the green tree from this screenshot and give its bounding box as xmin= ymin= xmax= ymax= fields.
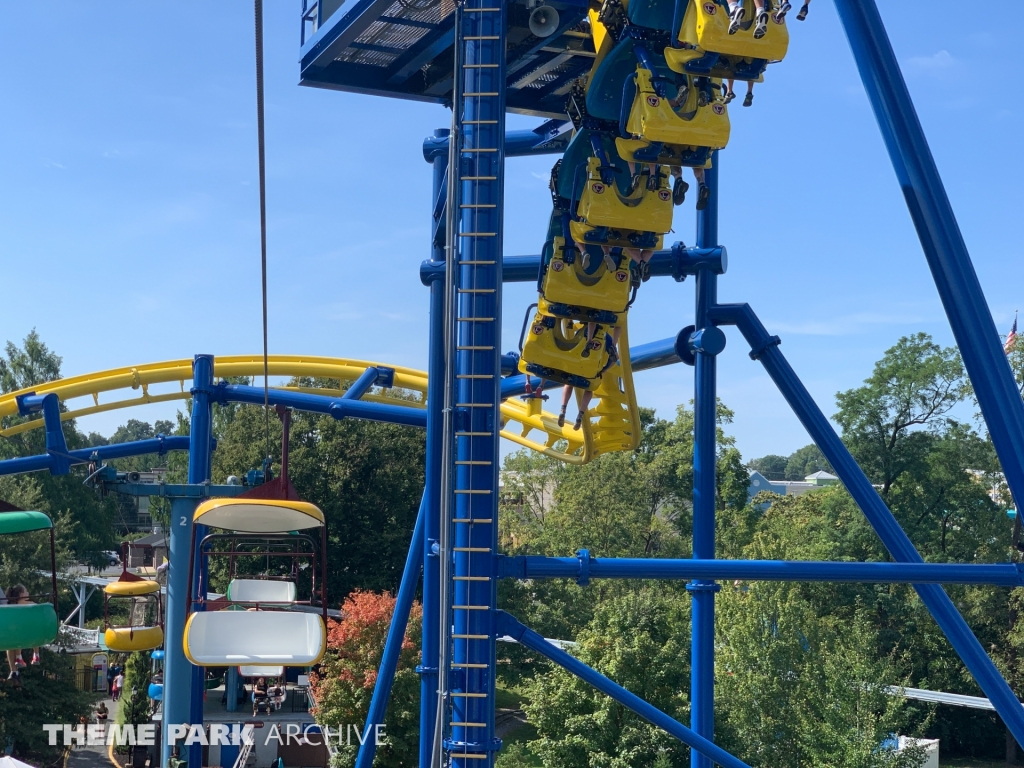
xmin=784 ymin=443 xmax=831 ymax=481
xmin=0 ymin=329 xmax=62 ymax=396
xmin=834 ymin=333 xmax=966 ymax=496
xmin=748 ymin=454 xmax=788 ymax=479
xmin=310 ymin=590 xmax=421 ymax=767
xmin=519 ymin=589 xmax=691 ymax=768
xmin=114 ymin=652 xmax=153 ymax=753
xmin=716 ymin=581 xmax=924 ymax=767
xmin=0 ymin=332 xmax=118 ymax=566
xmin=0 ymin=650 xmax=94 ymax=764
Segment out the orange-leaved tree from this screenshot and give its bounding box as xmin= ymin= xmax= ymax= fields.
xmin=310 ymin=590 xmax=422 ymax=767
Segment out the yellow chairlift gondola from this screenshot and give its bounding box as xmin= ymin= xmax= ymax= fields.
xmin=0 ymin=505 xmax=59 ymax=654
xmin=102 ymin=559 xmax=164 ymax=652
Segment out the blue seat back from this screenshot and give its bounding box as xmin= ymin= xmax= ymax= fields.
xmin=627 ymin=0 xmax=680 ymax=32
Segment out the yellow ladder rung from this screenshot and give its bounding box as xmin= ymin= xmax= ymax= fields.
xmin=447 ymin=753 xmax=487 ymax=760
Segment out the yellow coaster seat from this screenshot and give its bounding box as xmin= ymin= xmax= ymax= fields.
xmin=519 ymin=309 xmax=614 ymax=390
xmin=573 ymin=156 xmax=672 ymax=237
xmin=665 ymin=0 xmax=788 ymax=80
xmin=541 ymin=237 xmax=632 ymax=322
xmin=569 ymin=219 xmax=664 ymax=251
xmin=618 ymin=66 xmax=730 ymax=165
xmin=585 ymin=33 xmax=729 ymax=166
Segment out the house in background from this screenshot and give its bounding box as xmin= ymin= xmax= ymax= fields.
xmin=747 ymin=470 xmax=840 ymax=502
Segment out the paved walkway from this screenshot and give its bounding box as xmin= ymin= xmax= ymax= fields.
xmin=67 ymin=698 xmax=118 ymax=768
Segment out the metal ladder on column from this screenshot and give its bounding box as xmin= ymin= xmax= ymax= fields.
xmin=436 ymin=0 xmax=506 ymax=765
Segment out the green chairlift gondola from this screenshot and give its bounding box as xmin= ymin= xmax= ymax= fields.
xmin=0 ymin=509 xmax=60 ymax=652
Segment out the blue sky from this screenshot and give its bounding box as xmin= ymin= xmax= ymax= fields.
xmin=1 ymin=2 xmax=1019 ymax=462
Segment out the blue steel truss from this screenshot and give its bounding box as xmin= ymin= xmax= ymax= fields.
xmin=3 ymin=1 xmax=1024 ymax=765
xmin=312 ymin=0 xmax=1024 ymax=765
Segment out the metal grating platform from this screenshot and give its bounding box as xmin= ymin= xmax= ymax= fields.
xmin=299 ymin=0 xmax=592 ymax=117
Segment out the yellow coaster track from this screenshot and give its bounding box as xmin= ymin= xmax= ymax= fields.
xmin=0 ymin=354 xmax=623 ymax=465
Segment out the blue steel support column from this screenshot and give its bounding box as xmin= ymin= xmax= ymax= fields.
xmin=187 ymin=355 xmax=215 ymax=768
xmin=447 ymin=1 xmax=506 ymax=763
xmin=710 ymin=303 xmax=1024 ymax=748
xmin=420 ymin=127 xmax=448 ymax=768
xmin=690 ymin=153 xmax=719 ymax=767
xmin=835 ymin=0 xmax=1024 ymax=514
xmin=225 ymin=665 xmax=238 ymax=713
xmin=163 ymin=495 xmax=199 ymax=768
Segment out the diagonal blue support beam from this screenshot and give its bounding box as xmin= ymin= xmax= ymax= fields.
xmin=355 ymin=491 xmax=426 ymax=768
xmin=710 ymin=302 xmax=1024 ymax=749
xmin=495 ymin=611 xmax=751 ymax=768
xmin=835 ymin=0 xmax=1024 ymax=517
xmin=342 ymin=366 xmax=395 ymax=401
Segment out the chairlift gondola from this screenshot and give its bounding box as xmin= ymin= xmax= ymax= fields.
xmin=0 ymin=508 xmax=59 ymax=653
xmin=183 ymin=498 xmax=328 ymax=666
xmin=102 ymin=555 xmax=164 ymax=652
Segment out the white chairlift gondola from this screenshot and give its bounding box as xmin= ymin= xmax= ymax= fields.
xmin=183 ymin=497 xmax=328 ymax=667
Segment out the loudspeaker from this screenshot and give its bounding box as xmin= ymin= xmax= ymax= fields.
xmin=529 ymin=5 xmax=559 ymax=37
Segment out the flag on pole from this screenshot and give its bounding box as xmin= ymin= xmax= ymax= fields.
xmin=1006 ymin=314 xmax=1018 ymax=354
